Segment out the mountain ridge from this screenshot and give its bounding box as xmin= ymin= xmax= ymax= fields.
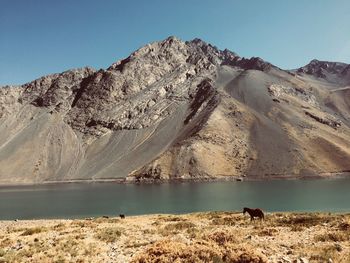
xmin=1 ymin=36 xmax=350 ymax=184
xmin=3 ymin=36 xmax=349 ymax=88
xmin=2 ymin=36 xmax=350 ymax=88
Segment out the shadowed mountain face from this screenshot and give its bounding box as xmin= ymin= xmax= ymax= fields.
xmin=1 ymin=36 xmax=350 ymax=184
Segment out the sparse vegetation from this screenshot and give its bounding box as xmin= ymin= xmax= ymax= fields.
xmin=255 ymin=228 xmax=278 ymax=236
xmin=21 ymin=227 xmax=46 ymax=236
xmin=0 ymin=212 xmax=349 ymax=262
xmin=211 ymin=216 xmax=237 ymax=226
xmin=315 ymin=232 xmax=348 ymax=242
xmin=159 ymin=221 xmax=196 ymax=236
xmin=53 ymin=222 xmax=66 ymax=230
xmin=157 ymin=215 xmax=185 ymax=222
xmin=289 ymin=224 xmax=305 ymax=232
xmin=338 ymin=222 xmax=350 ymax=231
xmin=205 ymin=230 xmax=237 ymax=245
xmin=275 ymin=213 xmax=334 ymax=227
xmin=95 ymin=227 xmax=123 ymax=242
xmin=131 ymin=240 xmax=268 ymax=263
xmin=164 ymin=221 xmax=195 ymax=231
xmin=309 ymin=244 xmax=348 ymax=262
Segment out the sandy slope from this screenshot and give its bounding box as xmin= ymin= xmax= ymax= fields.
xmin=138 ymin=66 xmax=350 ymax=180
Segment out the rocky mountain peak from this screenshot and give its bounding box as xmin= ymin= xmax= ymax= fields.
xmin=12 ymin=36 xmax=225 ymax=138
xmin=297 ymin=59 xmax=350 ymax=84
xmin=1 ymin=37 xmax=278 ymax=138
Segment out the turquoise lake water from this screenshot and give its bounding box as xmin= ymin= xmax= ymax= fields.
xmin=0 ymin=179 xmax=349 ymax=220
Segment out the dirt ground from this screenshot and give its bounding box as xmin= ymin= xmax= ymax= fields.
xmin=0 ymin=212 xmax=349 ymax=263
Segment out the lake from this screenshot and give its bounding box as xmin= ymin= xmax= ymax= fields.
xmin=0 ymin=178 xmax=350 ymax=220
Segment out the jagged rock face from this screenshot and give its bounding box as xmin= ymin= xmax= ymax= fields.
xmin=296 ymin=59 xmax=350 ymax=85
xmin=0 ymin=86 xmax=22 ymax=119
xmin=20 ymin=68 xmax=95 ymax=109
xmin=67 ymin=38 xmax=217 ymax=136
xmin=1 ymin=37 xmax=350 ymax=184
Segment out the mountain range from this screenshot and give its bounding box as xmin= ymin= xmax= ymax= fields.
xmin=1 ymin=36 xmax=349 ymax=184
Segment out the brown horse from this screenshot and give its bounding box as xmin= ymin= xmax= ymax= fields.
xmin=243 ymin=207 xmax=264 ymax=221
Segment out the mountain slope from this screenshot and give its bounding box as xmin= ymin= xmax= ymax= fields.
xmin=1 ymin=37 xmax=350 ymax=184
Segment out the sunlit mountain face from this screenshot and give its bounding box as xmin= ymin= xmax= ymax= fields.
xmin=1 ymin=37 xmax=350 ymax=184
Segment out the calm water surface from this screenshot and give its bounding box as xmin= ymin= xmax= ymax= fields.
xmin=0 ymin=179 xmax=349 ymax=220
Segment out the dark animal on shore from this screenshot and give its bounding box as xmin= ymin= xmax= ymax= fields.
xmin=102 ymin=215 xmax=109 ymax=219
xmin=243 ymin=207 xmax=264 ymax=221
xmin=119 ymin=214 xmax=125 ymax=219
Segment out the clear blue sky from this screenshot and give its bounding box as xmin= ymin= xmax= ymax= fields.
xmin=1 ymin=0 xmax=350 ymax=85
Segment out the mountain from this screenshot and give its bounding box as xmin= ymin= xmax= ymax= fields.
xmin=296 ymin=59 xmax=350 ymax=85
xmin=1 ymin=36 xmax=350 ymax=184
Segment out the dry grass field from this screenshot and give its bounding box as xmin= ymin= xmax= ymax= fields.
xmin=0 ymin=212 xmax=349 ymax=262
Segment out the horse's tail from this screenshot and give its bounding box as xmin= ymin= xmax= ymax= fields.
xmin=260 ymin=211 xmax=265 ymax=220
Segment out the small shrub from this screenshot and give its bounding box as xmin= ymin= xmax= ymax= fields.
xmin=53 ymin=223 xmax=66 ymax=230
xmin=93 ymin=217 xmax=110 ymax=224
xmin=83 ymin=243 xmax=98 ymax=256
xmin=186 ymin=227 xmax=200 ymax=239
xmin=290 ymin=225 xmax=304 ymax=232
xmin=107 ymin=218 xmax=121 ymax=224
xmin=95 ymin=227 xmax=122 ymax=242
xmin=126 ymin=241 xmax=150 ymax=249
xmin=143 ymin=229 xmax=156 ymax=235
xmin=6 ymin=227 xmax=25 ymax=233
xmin=276 ymin=214 xmax=333 ymax=227
xmin=17 ymin=248 xmax=34 ymax=258
xmin=93 ymin=217 xmax=120 ymax=224
xmin=159 ymin=221 xmax=196 ymax=236
xmin=159 ymin=216 xmax=185 ymax=222
xmin=164 ymin=221 xmax=195 ymax=231
xmin=338 ymin=222 xmax=350 ymax=231
xmin=310 ymin=245 xmax=339 ymax=262
xmin=211 ymin=216 xmax=236 ymax=226
xmin=58 ymin=236 xmax=79 ymax=257
xmin=0 ymin=237 xmax=12 ymax=247
xmin=151 ymin=220 xmax=161 ymax=226
xmin=54 ymin=256 xmax=66 ymax=263
xmin=315 ymin=232 xmax=348 ymax=242
xmin=256 ymin=228 xmax=278 ymax=236
xmin=206 ymin=231 xmax=237 ymax=245
xmin=21 ymin=227 xmax=45 ymax=236
xmin=1 ymin=250 xmax=18 ymax=263
xmin=200 ymin=211 xmax=238 ymax=220
xmin=71 ymin=221 xmax=87 ymax=228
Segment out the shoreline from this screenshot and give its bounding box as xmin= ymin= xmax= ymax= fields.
xmin=1 ymin=210 xmax=350 ymax=222
xmin=0 ymin=171 xmax=350 ymax=187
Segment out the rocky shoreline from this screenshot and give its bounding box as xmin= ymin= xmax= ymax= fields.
xmin=0 ymin=212 xmax=349 ymax=262
xmin=0 ymin=172 xmax=349 ymax=187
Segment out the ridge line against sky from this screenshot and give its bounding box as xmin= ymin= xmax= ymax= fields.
xmin=1 ymin=0 xmax=350 ymax=85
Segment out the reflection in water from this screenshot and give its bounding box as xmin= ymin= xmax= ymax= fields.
xmin=0 ymin=179 xmax=349 ymax=220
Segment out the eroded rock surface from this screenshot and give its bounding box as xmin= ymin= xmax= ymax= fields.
xmin=1 ymin=37 xmax=350 ymax=183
